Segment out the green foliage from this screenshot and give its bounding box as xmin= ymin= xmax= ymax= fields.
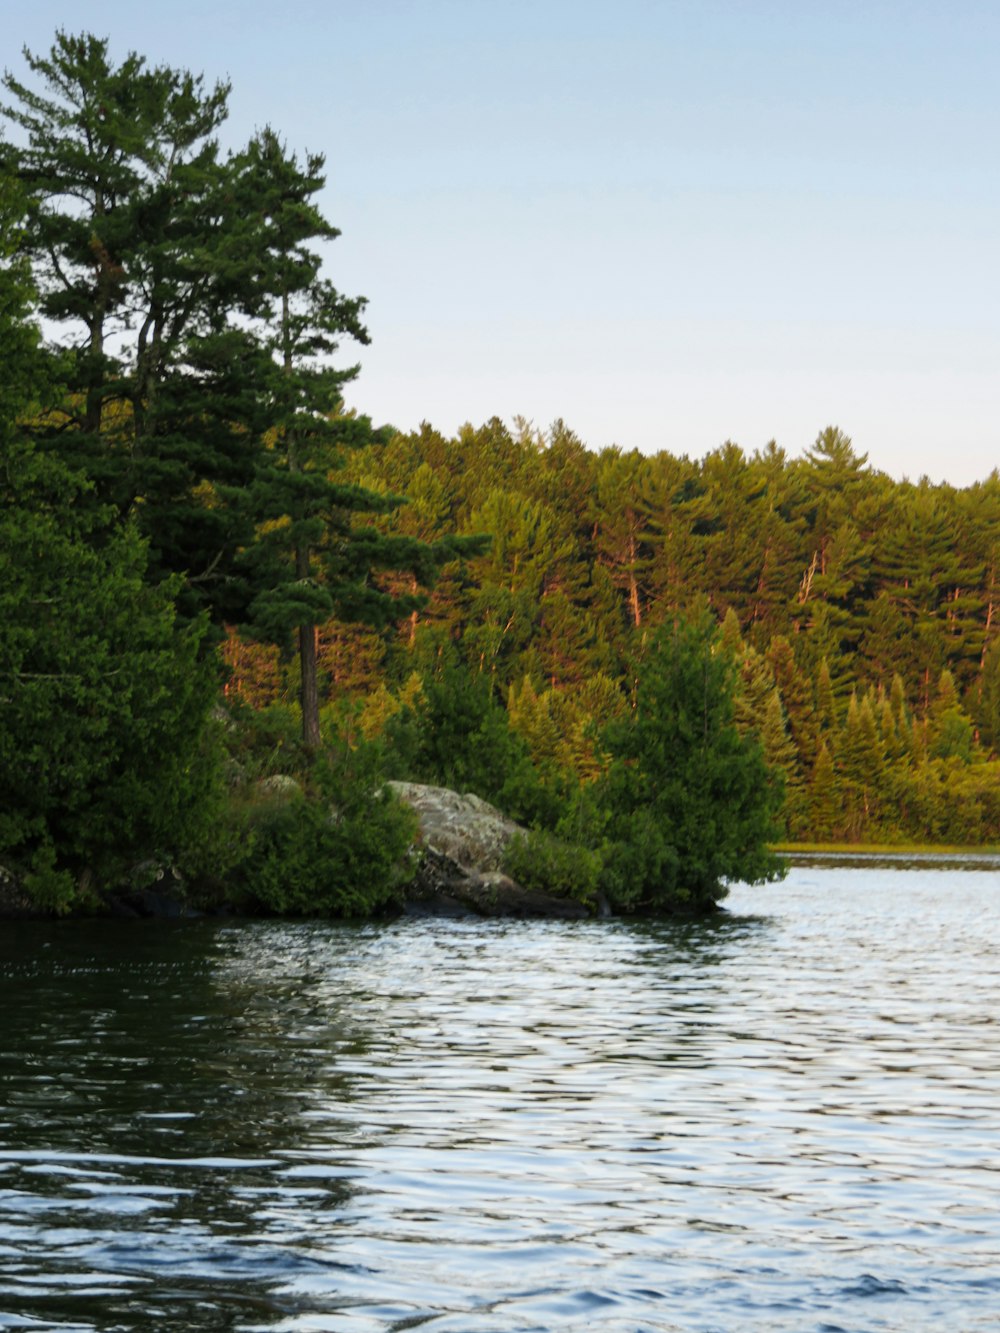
xmin=2 ymin=31 xmax=260 ymax=618
xmin=502 ymin=829 xmax=603 ymax=907
xmin=225 ymin=744 xmax=417 ymax=916
xmin=0 ymin=170 xmax=222 ymax=910
xmin=806 ymin=740 xmax=841 ymax=841
xmin=21 ymin=843 xmax=79 ymax=916
xmin=0 ymin=444 xmax=222 ymax=908
xmin=974 ymin=638 xmax=1000 ymax=754
xmin=229 ymin=402 xmax=1000 ymax=850
xmin=928 ymin=670 xmax=974 ymax=761
xmin=385 ymin=658 xmax=552 ymax=821
xmin=229 ymin=130 xmax=485 ymax=746
xmin=219 ymin=698 xmax=308 ymax=782
xmin=598 ymin=615 xmax=786 ymax=912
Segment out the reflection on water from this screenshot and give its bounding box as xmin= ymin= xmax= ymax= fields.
xmin=1 ymin=866 xmax=999 ymax=1331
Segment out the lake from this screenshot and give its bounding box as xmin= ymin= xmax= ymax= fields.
xmin=2 ymin=860 xmax=999 ymax=1332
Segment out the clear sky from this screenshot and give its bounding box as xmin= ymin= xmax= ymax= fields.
xmin=7 ymin=1 xmax=1000 ymax=484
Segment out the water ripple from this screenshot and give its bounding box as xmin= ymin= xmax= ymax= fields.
xmin=1 ymin=866 xmax=999 ymax=1330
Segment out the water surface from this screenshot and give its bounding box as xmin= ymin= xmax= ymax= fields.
xmin=2 ymin=863 xmax=999 ymax=1331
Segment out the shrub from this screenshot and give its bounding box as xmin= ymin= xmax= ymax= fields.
xmin=502 ymin=828 xmax=603 ymax=908
xmin=226 ymin=742 xmax=417 ymax=917
xmin=599 ymin=614 xmax=785 ymax=913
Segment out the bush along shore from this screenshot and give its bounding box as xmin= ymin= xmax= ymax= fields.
xmin=0 ymin=616 xmax=785 ymax=922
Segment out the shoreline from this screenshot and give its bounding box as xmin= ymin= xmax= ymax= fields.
xmin=775 ymin=841 xmax=1000 ymax=856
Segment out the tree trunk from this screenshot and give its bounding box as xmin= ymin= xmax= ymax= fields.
xmin=284 ymin=294 xmax=323 ymax=749
xmin=300 ymin=621 xmax=321 ymax=750
xmin=628 ymin=533 xmax=642 ymax=627
xmin=408 ymin=574 xmax=419 ymax=646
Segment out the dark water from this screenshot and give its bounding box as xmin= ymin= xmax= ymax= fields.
xmin=2 ymin=863 xmax=1000 ymax=1332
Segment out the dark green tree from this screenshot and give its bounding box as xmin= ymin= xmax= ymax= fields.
xmin=0 ymin=461 xmax=220 ymax=908
xmin=927 ymin=669 xmax=975 ymax=762
xmin=767 ymin=634 xmax=817 ymax=772
xmin=0 ymin=184 xmax=219 ymax=908
xmin=873 ymin=484 xmax=983 ymax=702
xmin=599 ymin=614 xmax=785 ymax=912
xmin=686 ymin=442 xmax=773 ymax=627
xmin=233 ymin=130 xmax=479 ymax=748
xmin=387 ymin=657 xmax=548 ymax=821
xmin=2 ymin=31 xmax=262 ymax=616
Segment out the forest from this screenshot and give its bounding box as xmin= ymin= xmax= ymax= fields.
xmin=321 ymin=414 xmax=1000 ymax=849
xmin=2 ymin=32 xmax=998 ymax=919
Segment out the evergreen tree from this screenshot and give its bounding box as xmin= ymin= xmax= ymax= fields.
xmin=593 ymin=448 xmax=657 ymax=634
xmin=645 ymin=449 xmax=702 ymax=617
xmin=814 ymin=657 xmax=840 ymax=735
xmin=599 ymin=614 xmax=785 ymax=912
xmin=974 ymin=638 xmax=1000 ymax=755
xmin=808 ymin=739 xmax=842 ymax=841
xmin=928 ymin=669 xmax=974 ymax=762
xmin=839 ymin=691 xmax=887 ymax=834
xmin=874 ymin=485 xmax=983 ymax=699
xmin=0 ymin=457 xmax=220 ymax=907
xmin=717 ymin=618 xmax=799 ymax=832
xmin=356 ymin=461 xmax=455 ymax=652
xmin=229 ymin=131 xmax=480 ymax=747
xmin=2 ymin=32 xmax=259 ymax=614
xmin=687 ymin=442 xmax=775 ymax=627
xmin=0 ymin=189 xmax=218 ymax=907
xmin=231 ymin=127 xmax=378 ymax=746
xmin=534 ymin=418 xmax=600 ymax=555
xmin=890 ymin=673 xmax=913 ymax=746
xmin=859 ymin=592 xmax=912 ymax=692
xmin=766 ymin=634 xmax=817 ymax=773
xmin=387 ymin=657 xmax=543 ymax=819
xmin=962 ymin=474 xmax=1000 ymax=679
xmin=744 ymin=441 xmax=810 ymax=638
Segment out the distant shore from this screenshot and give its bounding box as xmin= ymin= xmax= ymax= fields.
xmin=775 ymin=841 xmax=1000 ymax=856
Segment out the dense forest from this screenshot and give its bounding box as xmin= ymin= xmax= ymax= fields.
xmin=310 ymin=415 xmax=1000 ymax=848
xmin=1 ymin=32 xmax=997 ymax=918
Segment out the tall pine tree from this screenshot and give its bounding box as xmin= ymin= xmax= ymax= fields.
xmin=234 ymin=130 xmax=477 ymax=747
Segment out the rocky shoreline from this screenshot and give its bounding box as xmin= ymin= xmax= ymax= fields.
xmin=389 ymin=782 xmax=589 ymax=919
xmin=0 ymin=782 xmax=590 ymax=921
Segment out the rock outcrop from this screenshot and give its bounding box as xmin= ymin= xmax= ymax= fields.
xmin=388 ymin=781 xmax=589 ymax=919
xmin=1 ymin=783 xmax=592 ymax=921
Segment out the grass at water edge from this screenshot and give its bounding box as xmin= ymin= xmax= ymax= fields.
xmin=772 ymin=840 xmax=1000 ymax=855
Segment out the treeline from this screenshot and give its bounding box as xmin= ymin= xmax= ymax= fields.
xmin=226 ymin=417 xmax=1000 ymax=847
xmin=2 ymin=32 xmax=997 ymax=923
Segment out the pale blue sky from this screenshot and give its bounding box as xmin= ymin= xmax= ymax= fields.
xmin=8 ymin=1 xmax=999 ymax=483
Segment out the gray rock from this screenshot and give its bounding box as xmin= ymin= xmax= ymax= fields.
xmin=387 ymin=781 xmax=522 ymax=871
xmin=388 ymin=782 xmax=589 ymax=919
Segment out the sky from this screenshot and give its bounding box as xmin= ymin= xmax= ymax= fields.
xmin=6 ymin=1 xmax=1000 ymax=485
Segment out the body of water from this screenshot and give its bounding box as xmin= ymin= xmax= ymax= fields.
xmin=2 ymin=861 xmax=999 ymax=1331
